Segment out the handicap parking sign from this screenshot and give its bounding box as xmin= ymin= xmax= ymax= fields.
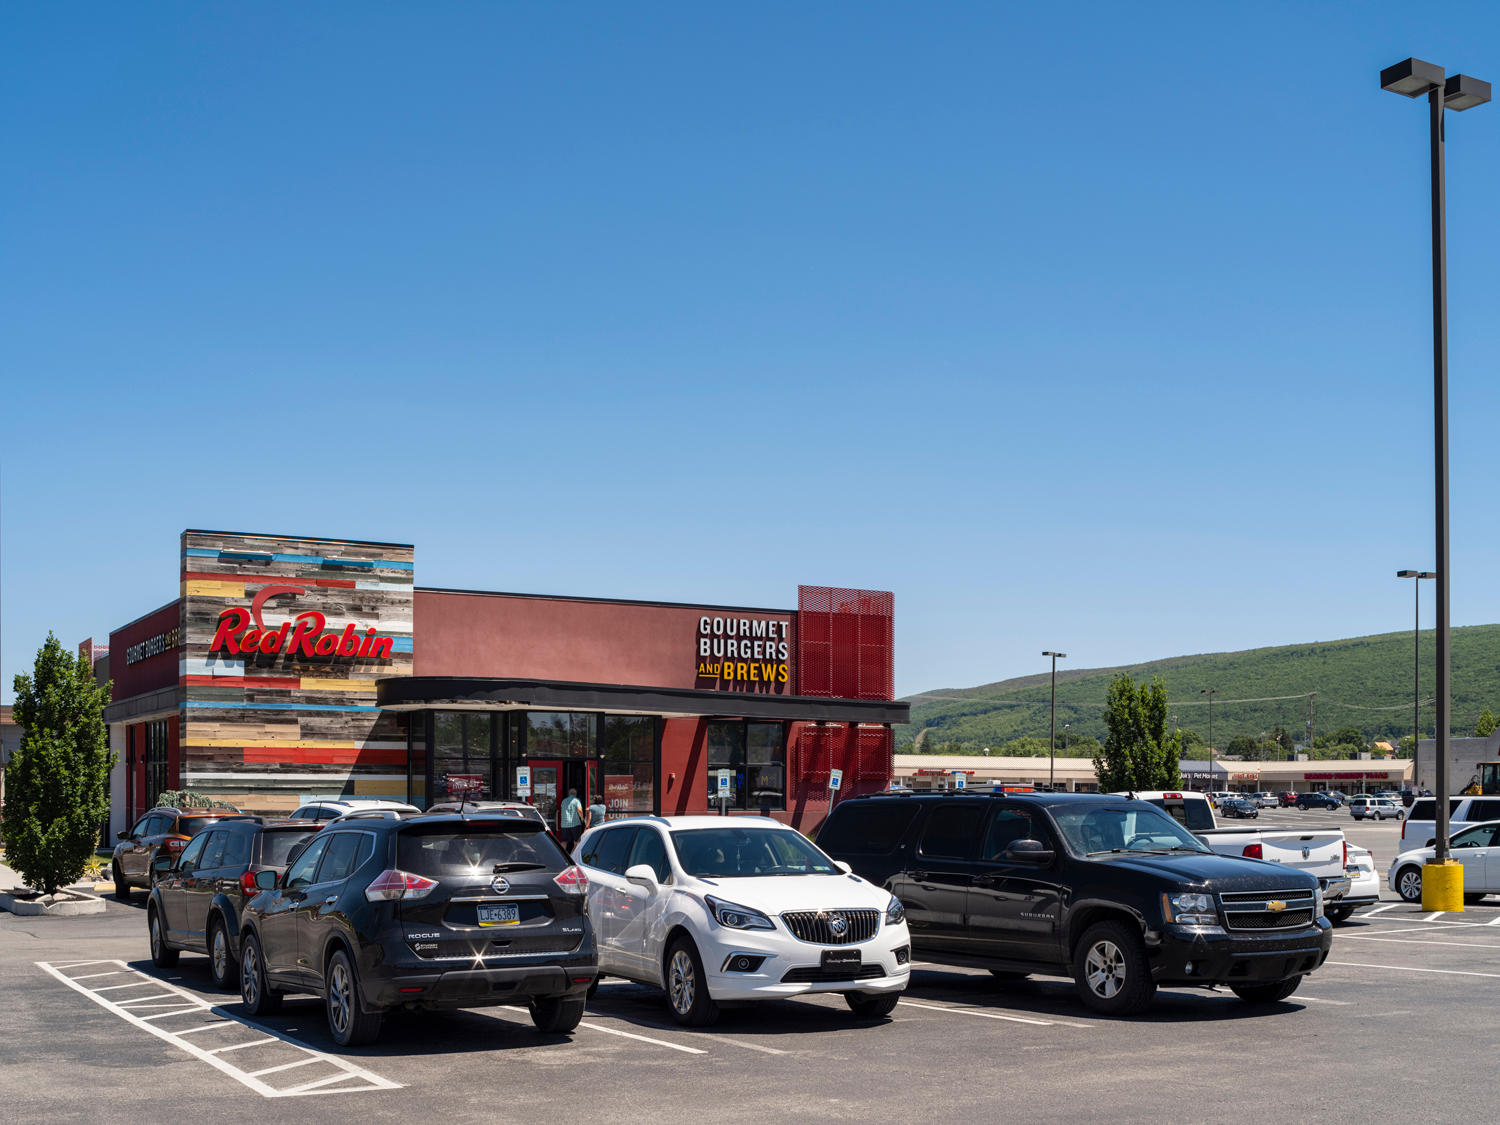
xmin=829 ymin=769 xmax=843 ymax=791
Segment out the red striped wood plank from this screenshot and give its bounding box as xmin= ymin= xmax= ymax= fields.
xmin=243 ymin=746 xmax=406 ymax=765
xmin=180 ymin=571 xmax=358 ymax=589
xmin=184 ymin=675 xmax=301 ymax=687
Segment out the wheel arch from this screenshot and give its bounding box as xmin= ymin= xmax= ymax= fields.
xmin=1064 ymin=902 xmax=1146 ymax=961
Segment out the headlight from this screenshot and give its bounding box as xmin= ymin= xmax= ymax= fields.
xmin=885 ymin=894 xmax=905 ymax=925
xmin=1163 ymin=891 xmax=1217 ymax=925
xmin=705 ymin=895 xmax=774 ymax=931
xmin=1314 ymin=886 xmax=1324 ymax=918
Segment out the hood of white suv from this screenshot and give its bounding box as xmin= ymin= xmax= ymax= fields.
xmin=688 ymin=872 xmax=891 ymax=914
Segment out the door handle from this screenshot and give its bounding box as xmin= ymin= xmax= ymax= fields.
xmin=909 ymin=869 xmax=928 ymax=881
xmin=322 ymin=895 xmax=339 ymax=905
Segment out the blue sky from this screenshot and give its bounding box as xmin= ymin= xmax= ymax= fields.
xmin=5 ymin=2 xmax=1500 ymax=703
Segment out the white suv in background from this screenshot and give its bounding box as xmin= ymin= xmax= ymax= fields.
xmin=1349 ymin=796 xmax=1404 ymax=821
xmin=287 ymin=799 xmax=419 ymax=822
xmin=574 ymin=816 xmax=911 ymax=1026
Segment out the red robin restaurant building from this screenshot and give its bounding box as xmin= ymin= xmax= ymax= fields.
xmin=102 ymin=530 xmax=905 ymax=838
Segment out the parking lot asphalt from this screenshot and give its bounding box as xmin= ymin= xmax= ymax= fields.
xmin=2 ymin=809 xmax=1492 ymax=1123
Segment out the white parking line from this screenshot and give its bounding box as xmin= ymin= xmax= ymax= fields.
xmin=209 ymin=1037 xmax=279 ymax=1054
xmin=71 ymin=971 xmax=131 ymax=981
xmin=709 ymin=1035 xmax=786 ymax=1055
xmin=1327 ymin=960 xmax=1500 ymax=979
xmin=578 ymin=1020 xmax=707 ymax=1054
xmin=1363 ymin=904 xmax=1398 ymax=916
xmin=1293 ymin=996 xmax=1350 ymax=1005
xmin=1338 ymin=933 xmax=1500 ymax=951
xmin=898 ymin=999 xmax=1087 ymax=1028
xmin=37 ymin=961 xmax=402 ymax=1098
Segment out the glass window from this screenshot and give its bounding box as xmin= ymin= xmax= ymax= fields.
xmin=176 ymin=833 xmax=210 ymax=874
xmin=580 ymin=826 xmax=638 ymax=874
xmin=1454 ymin=824 xmax=1499 ymax=848
xmin=198 ymin=831 xmax=228 ymax=870
xmin=981 ymin=809 xmax=1041 ymax=861
xmin=527 ymin=712 xmax=598 ymax=759
xmin=314 ymin=832 xmax=371 ymax=884
xmin=143 ymin=720 xmax=170 ymax=810
xmin=627 ymin=829 xmax=672 ymax=883
xmin=219 ymin=830 xmax=253 ymax=870
xmin=433 ymin=712 xmax=493 ymax=803
xmin=917 ymin=805 xmax=984 ymax=860
xmin=706 ymin=722 xmax=742 ymax=807
xmin=746 ymin=723 xmax=785 ymax=810
xmin=258 ymin=828 xmax=319 ymax=868
xmin=816 ymin=803 xmax=920 ymax=855
xmin=1469 ymin=799 xmax=1500 ymax=822
xmin=603 ymin=716 xmax=654 ymax=816
xmin=670 ymin=826 xmax=837 ymax=878
xmin=284 ymin=836 xmax=331 ymax=891
xmin=397 ymin=827 xmax=567 ymax=876
xmin=1050 ymin=803 xmax=1208 ymax=856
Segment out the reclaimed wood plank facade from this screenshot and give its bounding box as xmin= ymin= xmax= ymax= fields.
xmin=177 ymin=530 xmax=414 ymax=812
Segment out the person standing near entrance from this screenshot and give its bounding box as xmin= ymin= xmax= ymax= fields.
xmin=558 ymin=787 xmax=584 ymax=849
xmin=585 ymin=793 xmax=608 ymax=831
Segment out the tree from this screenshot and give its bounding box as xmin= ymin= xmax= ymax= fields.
xmin=2 ymin=634 xmax=114 ymax=895
xmin=1094 ymin=673 xmax=1182 ymax=792
xmin=1476 ymin=709 xmax=1498 ymax=738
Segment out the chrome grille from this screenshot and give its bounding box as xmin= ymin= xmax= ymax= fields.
xmin=1219 ymin=889 xmax=1317 ymax=931
xmin=779 ymin=908 xmax=880 ymax=945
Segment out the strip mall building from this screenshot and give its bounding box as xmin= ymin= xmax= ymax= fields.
xmin=102 ymin=531 xmax=906 ymax=838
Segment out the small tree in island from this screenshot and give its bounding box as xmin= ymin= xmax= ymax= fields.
xmin=1093 ymin=672 xmax=1182 ymax=792
xmin=2 ymin=634 xmax=114 ymax=896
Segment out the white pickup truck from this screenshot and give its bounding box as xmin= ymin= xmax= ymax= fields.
xmin=1122 ymin=791 xmax=1353 ymax=915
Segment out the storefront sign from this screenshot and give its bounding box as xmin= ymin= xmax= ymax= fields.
xmin=1303 ymin=771 xmax=1394 ymax=780
xmin=207 ymin=585 xmax=396 ymax=659
xmin=604 ymin=774 xmax=633 ymax=810
xmin=696 ymin=615 xmax=789 ymax=685
xmin=125 ymin=627 xmax=180 ymax=664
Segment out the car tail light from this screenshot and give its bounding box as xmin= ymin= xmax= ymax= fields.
xmin=364 ymin=869 xmax=438 ymax=902
xmin=1343 ymin=841 xmax=1348 ymax=866
xmin=554 ymin=866 xmax=589 ymax=895
xmin=241 ymin=871 xmax=259 ymax=896
xmin=1242 ymin=843 xmax=1263 ymax=859
xmin=164 ymin=838 xmax=187 ymax=851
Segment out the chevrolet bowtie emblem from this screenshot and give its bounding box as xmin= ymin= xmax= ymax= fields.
xmin=1267 ymin=900 xmax=1286 ymax=912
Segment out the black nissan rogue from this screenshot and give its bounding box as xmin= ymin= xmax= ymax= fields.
xmin=239 ymin=812 xmax=597 ymax=1045
xmin=818 ymin=791 xmax=1332 ymax=1015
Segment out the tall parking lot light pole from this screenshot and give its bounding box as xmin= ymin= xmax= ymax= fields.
xmin=1381 ymin=58 xmax=1490 ymax=881
xmin=1043 ymin=652 xmax=1066 ymax=789
xmin=1397 ymin=570 xmax=1436 ymax=769
xmin=1200 ymin=688 xmax=1217 ymax=771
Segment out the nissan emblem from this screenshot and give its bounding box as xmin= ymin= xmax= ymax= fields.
xmin=490 ymin=876 xmax=510 ymax=895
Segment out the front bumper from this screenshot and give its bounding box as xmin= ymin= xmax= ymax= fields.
xmin=699 ymin=922 xmax=912 ymax=1002
xmin=1148 ymin=919 xmax=1333 ymax=987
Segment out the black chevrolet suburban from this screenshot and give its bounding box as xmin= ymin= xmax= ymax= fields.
xmin=817 ymin=791 xmax=1332 ymax=1014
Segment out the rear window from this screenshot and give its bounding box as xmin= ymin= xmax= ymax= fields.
xmin=1409 ymin=799 xmax=1464 ymax=820
xmin=1144 ymin=797 xmax=1215 ymax=832
xmin=178 ymin=816 xmax=235 ymax=836
xmin=259 ymin=828 xmax=320 ymax=867
xmin=1468 ymin=799 xmax=1500 ymax=821
xmin=817 ymin=802 xmax=922 ymax=855
xmin=397 ymin=826 xmax=566 ymax=876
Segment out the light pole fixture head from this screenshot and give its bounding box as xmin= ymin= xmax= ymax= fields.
xmin=1042 ymin=651 xmax=1066 ymax=659
xmin=1397 ymin=569 xmax=1420 ymax=577
xmin=1381 ymin=57 xmax=1446 ymax=97
xmin=1444 ymin=74 xmax=1492 ymax=111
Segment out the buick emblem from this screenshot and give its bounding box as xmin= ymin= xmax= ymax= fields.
xmin=827 ymin=911 xmax=848 ymax=937
xmin=490 ymin=876 xmax=510 ymax=895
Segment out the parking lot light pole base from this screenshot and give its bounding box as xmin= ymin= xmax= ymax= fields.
xmin=1422 ymin=859 xmax=1465 ymax=911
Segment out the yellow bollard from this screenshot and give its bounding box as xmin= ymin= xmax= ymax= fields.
xmin=1422 ymin=859 xmax=1465 ymax=911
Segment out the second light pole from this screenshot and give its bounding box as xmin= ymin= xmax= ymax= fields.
xmin=1201 ymin=688 xmax=1217 ymax=790
xmin=1043 ymin=651 xmax=1066 ymax=790
xmin=1397 ymin=569 xmax=1436 ymax=768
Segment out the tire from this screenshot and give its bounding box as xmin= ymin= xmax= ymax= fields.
xmin=208 ymin=916 xmax=239 ymax=991
xmin=1396 ymin=865 xmax=1424 ymax=903
xmin=529 ymin=994 xmax=586 ymax=1034
xmin=844 ymin=992 xmax=900 ymax=1019
xmin=239 ymin=933 xmax=283 ymax=1016
xmin=148 ymin=906 xmax=179 ymax=967
xmin=1328 ymin=905 xmax=1355 ymax=923
xmin=664 ymin=936 xmax=719 ymax=1027
xmin=113 ymin=862 xmax=132 ymax=903
xmin=1072 ymin=920 xmax=1156 ymax=1016
xmin=1231 ymin=975 xmax=1302 ymax=1004
xmin=586 ymin=976 xmax=601 ymax=1001
xmin=325 ymin=948 xmax=382 ymax=1047
xmin=1464 ymin=893 xmax=1487 ymax=905
xmin=988 ymin=969 xmax=1029 ymax=980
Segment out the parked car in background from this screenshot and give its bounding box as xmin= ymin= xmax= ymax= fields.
xmin=1375 ymin=790 xmax=1403 ymax=801
xmin=1277 ymin=792 xmax=1299 ymax=807
xmin=239 ymin=812 xmax=596 ymax=1046
xmin=1389 ymin=820 xmax=1500 ymax=904
xmin=1251 ymin=792 xmax=1279 ymax=809
xmin=1328 ymin=792 xmax=1349 ymax=806
xmin=424 ymin=799 xmax=546 ymax=825
xmin=819 ymin=791 xmax=1332 ymax=1015
xmin=575 ymin=816 xmax=910 ymax=1026
xmin=1349 ymin=797 xmax=1404 ymax=821
xmin=112 ymin=807 xmax=254 ymax=902
xmin=287 ymin=799 xmax=419 ymax=822
xmin=1332 ymin=844 xmax=1379 ymax=923
xmin=145 ymin=819 xmax=321 ymax=989
xmin=1219 ymin=797 xmax=1259 ymax=819
xmin=1399 ymin=795 xmax=1500 ymax=856
xmin=1297 ymin=793 xmax=1340 ymax=811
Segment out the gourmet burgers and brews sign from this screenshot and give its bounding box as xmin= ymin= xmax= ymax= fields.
xmin=696 ymin=614 xmax=789 ymax=687
xmin=209 ymin=584 xmax=396 ymax=660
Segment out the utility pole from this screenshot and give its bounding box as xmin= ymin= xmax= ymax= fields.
xmin=1306 ymin=692 xmax=1317 ymax=756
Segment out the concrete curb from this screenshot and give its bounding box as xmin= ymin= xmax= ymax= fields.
xmin=0 ymin=888 xmax=108 ymax=916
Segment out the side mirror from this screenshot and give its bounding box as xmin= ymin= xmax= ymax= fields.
xmin=116 ymin=830 xmax=130 ymax=842
xmin=623 ymin=864 xmax=658 ymax=893
xmin=151 ymin=855 xmax=175 ymax=875
xmin=1002 ymin=839 xmax=1055 ymax=865
xmin=253 ymin=869 xmax=278 ymax=891
xmin=834 ymin=860 xmax=853 ymax=875
xmin=1426 ymin=838 xmax=1436 ymax=848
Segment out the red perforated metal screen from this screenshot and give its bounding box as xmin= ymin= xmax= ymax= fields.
xmin=792 ymin=724 xmax=892 ymax=789
xmin=796 ymin=586 xmax=894 ymax=701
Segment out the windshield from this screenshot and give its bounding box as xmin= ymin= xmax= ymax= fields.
xmin=1051 ymin=803 xmax=1211 ymax=857
xmin=670 ymin=827 xmax=838 ymax=877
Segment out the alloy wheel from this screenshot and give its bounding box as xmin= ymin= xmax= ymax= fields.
xmin=668 ymin=949 xmax=696 ymax=1015
xmin=328 ymin=959 xmax=352 ymax=1037
xmin=212 ymin=927 xmax=229 ymax=982
xmin=242 ymin=946 xmax=260 ymax=1006
xmin=1398 ymin=868 xmax=1423 ymax=902
xmin=1085 ymin=939 xmax=1125 ymax=999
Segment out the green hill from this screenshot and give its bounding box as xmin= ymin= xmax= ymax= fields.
xmin=900 ymin=624 xmax=1500 ymax=752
